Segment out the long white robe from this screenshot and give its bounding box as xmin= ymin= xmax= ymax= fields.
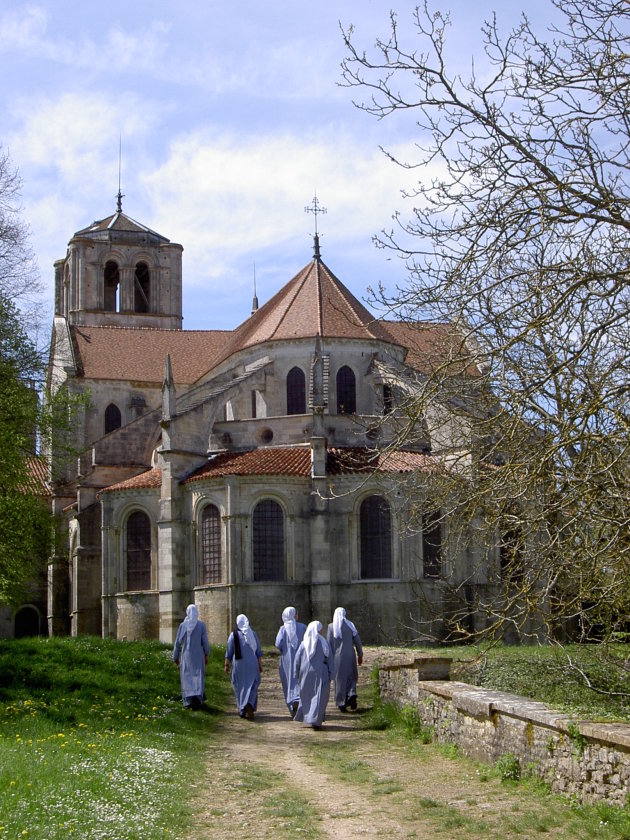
xmin=275 ymin=621 xmax=307 ymax=708
xmin=326 ymin=619 xmax=363 ymax=708
xmin=172 ymin=619 xmax=210 ymax=706
xmin=293 ymin=637 xmax=333 ymax=726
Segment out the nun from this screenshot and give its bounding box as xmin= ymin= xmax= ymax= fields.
xmin=172 ymin=604 xmax=210 ymax=710
xmin=293 ymin=620 xmax=333 ymax=730
xmin=274 ymin=606 xmax=307 ymax=717
xmin=326 ymin=607 xmax=363 ymax=712
xmin=224 ymin=614 xmax=263 ymax=720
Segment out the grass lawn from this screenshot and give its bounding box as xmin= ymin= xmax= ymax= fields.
xmin=0 ymin=636 xmax=230 ymax=839
xmin=447 ymin=642 xmax=630 ymax=722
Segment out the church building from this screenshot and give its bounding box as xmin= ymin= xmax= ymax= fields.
xmin=46 ymin=198 xmax=491 ymax=646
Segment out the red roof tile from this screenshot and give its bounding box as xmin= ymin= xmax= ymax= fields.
xmin=185 ymin=447 xmax=312 ymax=481
xmin=383 ymin=321 xmax=482 ymax=377
xmin=101 ymin=446 xmax=438 ymax=493
xmin=21 ymin=457 xmax=51 ymax=496
xmin=71 ymin=326 xmax=230 ymax=384
xmin=101 ymin=467 xmax=163 ymax=492
xmin=211 ymin=258 xmax=397 ymax=367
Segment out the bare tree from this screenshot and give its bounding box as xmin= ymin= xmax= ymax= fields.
xmin=341 ymin=1 xmax=630 ymax=651
xmin=0 ymin=147 xmax=42 ymax=332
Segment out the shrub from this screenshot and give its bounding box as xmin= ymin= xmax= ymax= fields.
xmin=496 ymin=753 xmax=521 ymax=781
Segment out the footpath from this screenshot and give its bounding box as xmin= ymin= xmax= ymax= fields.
xmin=189 ymin=649 xmax=578 ymax=839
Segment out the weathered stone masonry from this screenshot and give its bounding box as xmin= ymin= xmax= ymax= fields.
xmin=379 ymin=656 xmax=630 ymax=805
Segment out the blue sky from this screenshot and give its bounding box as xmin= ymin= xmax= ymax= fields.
xmin=1 ymin=0 xmax=554 ymax=332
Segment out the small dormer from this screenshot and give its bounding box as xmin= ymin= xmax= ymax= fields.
xmin=54 ymin=202 xmax=183 ymax=330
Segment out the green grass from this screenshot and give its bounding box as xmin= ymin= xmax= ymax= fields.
xmin=446 ymin=642 xmax=630 ymax=721
xmin=0 ymin=636 xmax=230 ymax=839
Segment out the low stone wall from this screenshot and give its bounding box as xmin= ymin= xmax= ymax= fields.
xmin=379 ymin=657 xmax=630 ymax=805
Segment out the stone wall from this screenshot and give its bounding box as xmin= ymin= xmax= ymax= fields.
xmin=379 ymin=657 xmax=630 ymax=805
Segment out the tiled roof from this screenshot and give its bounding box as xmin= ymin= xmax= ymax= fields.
xmin=327 ymin=447 xmax=437 ymax=474
xmin=383 ymin=321 xmax=482 ymax=377
xmin=211 ymin=258 xmax=397 ymax=367
xmin=70 ymin=325 xmax=230 ymax=383
xmin=73 ymin=211 xmax=169 ymax=242
xmin=101 ymin=468 xmax=163 ymax=493
xmin=184 ymin=447 xmax=312 ymax=481
xmin=21 ymin=457 xmax=51 ymax=496
xmin=184 ymin=445 xmax=437 ymax=483
xmin=100 ymin=445 xmax=438 ymax=492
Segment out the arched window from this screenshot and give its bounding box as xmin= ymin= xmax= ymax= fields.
xmin=126 ymin=511 xmax=151 ymax=590
xmin=500 ymin=514 xmax=524 ymax=583
xmin=336 ymin=365 xmax=356 ymax=414
xmin=200 ymin=504 xmax=222 ymax=584
xmin=286 ymin=366 xmax=306 ymax=415
xmin=134 ymin=262 xmax=150 ymax=313
xmin=360 ymin=495 xmax=392 ymax=578
xmin=14 ymin=606 xmax=41 ymax=638
xmin=253 ymin=499 xmax=284 ymax=581
xmin=422 ymin=509 xmax=442 ymax=578
xmin=383 ymin=384 xmax=393 ymax=415
xmin=104 ymin=261 xmax=120 ymax=312
xmin=104 ymin=403 xmax=122 ymax=434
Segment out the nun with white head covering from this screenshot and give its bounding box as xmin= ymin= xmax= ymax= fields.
xmin=172 ymin=604 xmax=210 ymax=710
xmin=293 ymin=620 xmax=333 ymax=729
xmin=326 ymin=606 xmax=363 ymax=712
xmin=224 ymin=614 xmax=263 ymax=720
xmin=274 ymin=606 xmax=307 ymax=717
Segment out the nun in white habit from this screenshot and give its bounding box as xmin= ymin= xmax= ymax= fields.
xmin=172 ymin=604 xmax=210 ymax=710
xmin=326 ymin=607 xmax=363 ymax=712
xmin=293 ymin=621 xmax=333 ymax=729
xmin=274 ymin=606 xmax=307 ymax=717
xmin=224 ymin=614 xmax=263 ymax=720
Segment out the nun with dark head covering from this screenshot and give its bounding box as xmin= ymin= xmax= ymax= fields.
xmin=274 ymin=606 xmax=307 ymax=717
xmin=293 ymin=620 xmax=333 ymax=730
xmin=224 ymin=614 xmax=263 ymax=720
xmin=172 ymin=604 xmax=210 ymax=710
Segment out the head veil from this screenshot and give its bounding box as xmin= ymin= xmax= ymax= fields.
xmin=282 ymin=606 xmax=298 ymax=648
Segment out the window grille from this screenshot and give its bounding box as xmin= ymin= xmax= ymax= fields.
xmin=200 ymin=504 xmax=222 ymax=584
xmin=127 ymin=511 xmax=151 ymax=590
xmin=253 ymin=499 xmax=284 ymax=581
xmin=360 ymin=495 xmax=392 ymax=578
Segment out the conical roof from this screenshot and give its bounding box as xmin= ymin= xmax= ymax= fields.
xmin=72 ymin=211 xmax=170 ymax=244
xmin=212 ymin=255 xmax=396 ymax=368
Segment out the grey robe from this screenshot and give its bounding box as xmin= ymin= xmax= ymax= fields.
xmin=293 ymin=638 xmax=333 ymax=726
xmin=326 ymin=620 xmax=363 ymax=708
xmin=172 ymin=619 xmax=210 ymax=706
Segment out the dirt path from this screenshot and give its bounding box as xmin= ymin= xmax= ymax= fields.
xmin=190 ymin=650 xmax=576 ymax=839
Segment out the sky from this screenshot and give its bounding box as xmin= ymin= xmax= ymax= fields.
xmin=0 ymin=0 xmax=556 ymax=334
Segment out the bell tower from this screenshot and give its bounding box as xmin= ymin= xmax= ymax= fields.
xmin=53 ymin=199 xmax=183 ymax=330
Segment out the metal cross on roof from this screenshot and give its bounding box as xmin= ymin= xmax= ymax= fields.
xmin=304 ymin=193 xmax=327 ymax=236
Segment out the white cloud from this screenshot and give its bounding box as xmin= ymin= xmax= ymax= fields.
xmin=142 ymin=128 xmax=417 ymax=287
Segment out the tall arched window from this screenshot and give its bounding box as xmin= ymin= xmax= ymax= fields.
xmin=360 ymin=495 xmax=392 ymax=578
xmin=286 ymin=366 xmax=306 ymax=415
xmin=422 ymin=509 xmax=442 ymax=578
xmin=253 ymin=499 xmax=284 ymax=581
xmin=104 ymin=403 xmax=122 ymax=434
xmin=200 ymin=504 xmax=222 ymax=584
xmin=104 ymin=261 xmax=120 ymax=312
xmin=500 ymin=513 xmax=524 ymax=583
xmin=336 ymin=365 xmax=356 ymax=414
xmin=134 ymin=262 xmax=150 ymax=313
xmin=126 ymin=511 xmax=151 ymax=590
